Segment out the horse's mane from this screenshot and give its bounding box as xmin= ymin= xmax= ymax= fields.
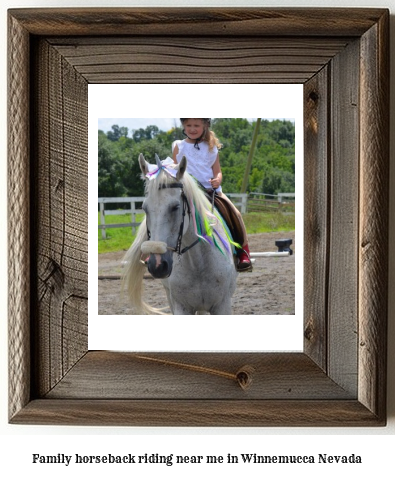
xmin=145 ymin=164 xmax=210 ymax=220
xmin=122 ymin=165 xmax=236 ymax=315
xmin=146 ymin=166 xmax=238 ymax=253
xmin=146 ymin=166 xmax=216 ymax=243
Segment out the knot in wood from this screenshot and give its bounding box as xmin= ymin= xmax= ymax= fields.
xmin=308 ymin=90 xmax=319 ymax=103
xmin=236 ymin=365 xmax=255 ymax=390
xmin=304 ymin=322 xmax=314 ymax=341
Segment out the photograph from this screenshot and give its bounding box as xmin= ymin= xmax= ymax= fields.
xmin=97 ymin=117 xmax=297 ymax=316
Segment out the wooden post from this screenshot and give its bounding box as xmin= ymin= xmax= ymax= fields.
xmin=241 ymin=118 xmax=261 ymax=193
xmin=241 ymin=194 xmax=248 ymax=214
xmin=131 ymin=201 xmax=136 ymax=236
xmin=99 ymin=202 xmax=106 ymax=239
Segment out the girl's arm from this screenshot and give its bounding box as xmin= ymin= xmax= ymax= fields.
xmin=210 ymin=154 xmax=222 ymax=189
xmin=172 ymin=144 xmax=179 ymax=163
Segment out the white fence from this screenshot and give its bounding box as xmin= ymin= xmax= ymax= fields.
xmin=250 ymin=192 xmax=295 ymax=203
xmin=98 ymin=194 xmax=248 ymax=239
xmin=98 ymin=197 xmax=145 ymax=239
xmin=227 ymin=193 xmax=248 ymax=214
xmin=248 ymin=192 xmax=295 ymax=213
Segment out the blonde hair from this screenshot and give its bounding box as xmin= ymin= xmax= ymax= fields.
xmin=206 ymin=129 xmax=223 ymax=152
xmin=181 ymin=118 xmax=222 ymax=152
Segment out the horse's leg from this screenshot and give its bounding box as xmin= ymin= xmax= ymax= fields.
xmin=161 ymin=282 xmax=174 ymax=314
xmin=210 ymin=298 xmax=232 ymax=315
xmin=172 ymin=302 xmax=196 ymax=315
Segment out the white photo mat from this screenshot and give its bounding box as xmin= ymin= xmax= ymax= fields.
xmin=88 ymin=84 xmax=304 ymax=352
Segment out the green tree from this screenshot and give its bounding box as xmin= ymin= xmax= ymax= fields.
xmin=98 ymin=131 xmax=128 ymax=197
xmin=132 ymin=125 xmax=160 ymax=142
xmin=107 ymin=124 xmax=129 ymax=142
xmin=98 ymin=119 xmax=296 ymax=198
xmin=211 ymin=118 xmax=295 ymax=193
xmin=261 ymin=168 xmax=295 ymax=195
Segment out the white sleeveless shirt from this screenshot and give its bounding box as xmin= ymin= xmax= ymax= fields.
xmin=172 ymin=139 xmax=222 ymax=192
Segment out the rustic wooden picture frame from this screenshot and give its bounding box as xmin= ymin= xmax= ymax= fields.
xmin=8 ymin=8 xmax=389 ymax=426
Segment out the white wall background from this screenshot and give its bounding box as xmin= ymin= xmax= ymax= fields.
xmin=1 ymin=0 xmax=394 ymax=476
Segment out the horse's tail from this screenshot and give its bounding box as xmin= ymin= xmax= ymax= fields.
xmin=122 ymin=217 xmax=169 ymax=315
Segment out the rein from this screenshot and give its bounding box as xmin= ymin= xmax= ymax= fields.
xmin=147 ymin=182 xmax=200 ymax=256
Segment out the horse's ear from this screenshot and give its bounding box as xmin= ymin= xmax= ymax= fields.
xmin=139 ymin=153 xmax=149 ymax=176
xmin=176 ymin=155 xmax=187 ymax=180
xmin=155 ymin=154 xmax=162 ymax=168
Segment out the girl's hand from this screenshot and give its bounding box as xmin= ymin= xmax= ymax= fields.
xmin=210 ymin=177 xmax=221 ymax=189
xmin=211 ymin=154 xmax=222 ymax=189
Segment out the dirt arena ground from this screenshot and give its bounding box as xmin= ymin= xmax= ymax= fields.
xmin=98 ymin=231 xmax=295 ymax=315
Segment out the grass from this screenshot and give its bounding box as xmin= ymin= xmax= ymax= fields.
xmin=243 ymin=211 xmax=295 ymax=234
xmin=98 ymin=212 xmax=144 ymax=254
xmin=98 ymin=210 xmax=295 ymax=254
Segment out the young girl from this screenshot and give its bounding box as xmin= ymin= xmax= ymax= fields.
xmin=172 ymin=118 xmax=252 ymax=271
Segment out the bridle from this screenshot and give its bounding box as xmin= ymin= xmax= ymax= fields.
xmin=146 ymin=182 xmax=200 ymax=257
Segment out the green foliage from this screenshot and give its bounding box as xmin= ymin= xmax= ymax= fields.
xmin=261 ymin=168 xmax=295 ymax=195
xmin=97 ymin=119 xmax=295 ymax=199
xmin=211 ymin=118 xmax=295 ymax=194
xmin=106 ymin=125 xmax=129 ymax=142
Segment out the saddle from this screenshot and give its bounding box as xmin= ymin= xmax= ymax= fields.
xmin=206 ymin=191 xmax=244 ymax=248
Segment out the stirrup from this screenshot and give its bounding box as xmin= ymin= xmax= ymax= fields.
xmin=237 ymin=262 xmax=253 ymax=273
xmin=236 ymin=249 xmax=253 ymax=272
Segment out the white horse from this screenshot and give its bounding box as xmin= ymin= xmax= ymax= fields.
xmin=122 ymin=153 xmax=238 ymax=315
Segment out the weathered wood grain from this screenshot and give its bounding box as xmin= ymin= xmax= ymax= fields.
xmin=8 ymin=7 xmax=387 ymax=37
xmin=303 ymin=67 xmax=330 ymax=371
xmin=8 ymin=12 xmax=31 ymax=421
xmin=49 ymin=37 xmax=350 ymax=84
xmin=359 ymin=13 xmax=389 ymax=419
xmin=30 ymin=39 xmax=88 ymax=397
xmin=327 ymin=39 xmax=360 ymax=396
xmin=11 ymin=399 xmax=383 ymax=427
xmin=46 ymin=352 xmax=354 ymax=400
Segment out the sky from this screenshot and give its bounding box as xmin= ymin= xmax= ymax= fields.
xmin=98 ymin=117 xmax=180 ymax=133
xmin=98 ymin=118 xmax=295 ymax=135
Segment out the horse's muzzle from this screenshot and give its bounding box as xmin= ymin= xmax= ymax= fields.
xmin=147 ymin=250 xmax=174 ymax=279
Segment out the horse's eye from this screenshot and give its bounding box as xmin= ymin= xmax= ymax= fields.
xmin=170 ymin=204 xmax=180 ymax=213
